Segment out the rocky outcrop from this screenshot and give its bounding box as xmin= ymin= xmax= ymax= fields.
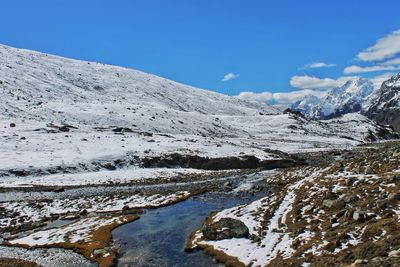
xmin=362 ymin=73 xmax=400 ymax=133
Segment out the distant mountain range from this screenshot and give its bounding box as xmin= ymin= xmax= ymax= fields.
xmin=291 ymin=74 xmax=400 ymax=132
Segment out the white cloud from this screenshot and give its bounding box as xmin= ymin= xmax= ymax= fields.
xmin=290 ymin=75 xmax=358 ymax=90
xmin=237 ymin=89 xmax=325 ymax=105
xmin=357 ymin=29 xmax=400 ymax=62
xmin=344 ymin=64 xmax=400 ymax=74
xmin=303 ymin=62 xmax=336 ymax=69
xmin=381 ymin=57 xmax=400 ymax=66
xmin=237 ymin=72 xmax=392 ymax=107
xmin=273 ymin=90 xmax=326 ymax=104
xmin=237 ymin=91 xmax=273 ymax=102
xmin=222 ymin=73 xmax=239 ymax=82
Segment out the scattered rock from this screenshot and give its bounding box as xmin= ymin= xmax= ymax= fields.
xmin=353 ymin=259 xmax=369 ymax=265
xmin=112 ymin=127 xmax=133 ymax=133
xmin=323 ymin=198 xmax=346 ymax=210
xmin=388 ymin=192 xmax=400 ymax=201
xmin=53 ymin=187 xmax=65 ymax=193
xmin=387 ymin=175 xmax=400 ymax=183
xmin=376 ymin=199 xmax=387 ymax=209
xmin=352 ymin=208 xmax=375 ymax=222
xmin=80 ymin=209 xmax=88 ymax=216
xmin=388 ymin=249 xmax=400 ymax=257
xmin=343 ymin=194 xmax=359 ymax=203
xmin=92 ymin=248 xmax=106 ymax=257
xmin=364 ymin=166 xmax=375 ymax=174
xmin=223 ymin=181 xmax=233 ymax=191
xmin=59 ymin=125 xmax=70 ymax=132
xmin=100 ymin=162 xmax=117 ymax=170
xmin=336 ymin=209 xmax=347 ymax=218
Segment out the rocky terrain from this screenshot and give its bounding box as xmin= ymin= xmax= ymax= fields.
xmin=189 ymin=141 xmax=400 ymax=267
xmin=362 ymin=73 xmax=400 ymax=133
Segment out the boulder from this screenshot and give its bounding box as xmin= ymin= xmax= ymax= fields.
xmin=223 ymin=181 xmax=233 ymax=191
xmin=58 ymin=125 xmax=70 ymax=132
xmin=388 ymin=192 xmax=400 ymax=202
xmin=364 ymin=166 xmax=375 ymax=175
xmin=343 ymin=194 xmax=359 ymax=203
xmin=93 ymin=248 xmax=106 ymax=257
xmin=376 ymin=199 xmax=388 ymax=209
xmin=323 ymin=198 xmax=346 ymax=210
xmin=388 ymin=249 xmax=400 ymax=258
xmin=202 ymin=218 xmax=249 ymax=240
xmin=352 ymin=208 xmax=375 ymax=222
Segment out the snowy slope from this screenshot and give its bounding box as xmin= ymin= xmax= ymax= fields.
xmin=0 ymin=44 xmax=395 ymax=187
xmin=292 ymin=78 xmax=374 ymax=119
xmin=0 ymin=44 xmax=277 ymax=129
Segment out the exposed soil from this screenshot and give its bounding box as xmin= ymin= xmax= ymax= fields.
xmin=0 ymin=258 xmax=41 ymax=267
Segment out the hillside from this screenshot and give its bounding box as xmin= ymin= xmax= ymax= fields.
xmin=0 ymin=44 xmax=396 ymax=187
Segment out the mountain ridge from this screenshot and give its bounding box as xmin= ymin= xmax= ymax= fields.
xmin=362 ymin=73 xmax=400 ymax=132
xmin=291 ymin=77 xmax=374 ymax=120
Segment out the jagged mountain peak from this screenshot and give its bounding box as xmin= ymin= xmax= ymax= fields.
xmin=382 ymin=72 xmax=400 ymax=88
xmin=362 ymin=72 xmax=400 ymax=132
xmin=292 ymin=77 xmax=373 ymax=120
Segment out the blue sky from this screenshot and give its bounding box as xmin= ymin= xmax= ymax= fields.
xmin=1 ymin=0 xmax=400 ymax=104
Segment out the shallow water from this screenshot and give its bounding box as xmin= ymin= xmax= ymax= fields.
xmin=113 ymin=191 xmax=266 ymax=267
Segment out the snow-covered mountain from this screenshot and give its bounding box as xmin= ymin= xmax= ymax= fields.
xmin=0 ymin=44 xmax=279 ymax=133
xmin=288 ymin=95 xmax=320 ymax=118
xmin=0 ymin=44 xmax=395 ymax=183
xmin=362 ymin=73 xmax=400 ymax=132
xmin=291 ymin=78 xmax=374 ymax=119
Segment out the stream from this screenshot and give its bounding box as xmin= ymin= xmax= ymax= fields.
xmin=113 ymin=191 xmax=267 ymax=267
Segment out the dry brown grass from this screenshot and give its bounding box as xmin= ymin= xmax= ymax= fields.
xmin=57 ymin=215 xmax=138 ymax=267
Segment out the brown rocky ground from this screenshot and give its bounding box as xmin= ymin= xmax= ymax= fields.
xmin=191 ymin=141 xmax=400 ymax=267
xmin=0 ymin=258 xmax=41 ymax=267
